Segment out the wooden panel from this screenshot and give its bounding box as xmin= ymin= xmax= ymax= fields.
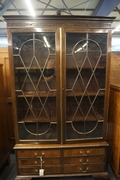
xmin=63 ymin=148 xmax=105 ymax=157
xmin=17 ymin=149 xmax=61 ymax=158
xmin=18 ymin=166 xmax=61 ymax=175
xmin=18 ymin=158 xmax=61 ymax=166
xmin=63 ymin=164 xmax=105 ymax=174
xmin=107 ymin=84 xmax=120 ymax=179
xmin=0 ymin=47 xmax=15 ymax=147
xmin=63 ymin=156 xmax=105 ymax=164
xmin=110 ymin=52 xmax=120 ymax=84
xmin=0 ymin=64 xmax=10 ymax=167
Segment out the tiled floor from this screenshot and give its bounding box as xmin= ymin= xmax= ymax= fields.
xmin=0 ymin=153 xmax=116 ymax=180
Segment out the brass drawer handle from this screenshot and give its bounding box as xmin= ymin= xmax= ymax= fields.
xmin=35 ymin=152 xmax=37 ymax=156
xmin=80 ymin=167 xmax=89 ymax=173
xmin=35 ymin=161 xmax=37 ymax=164
xmin=79 ymin=159 xmax=89 ymax=164
xmin=34 ymin=152 xmax=44 ymax=157
xmin=80 ymin=150 xmax=89 ymax=156
xmin=79 ymin=159 xmax=82 ymax=162
xmin=35 ymin=169 xmax=38 ymax=173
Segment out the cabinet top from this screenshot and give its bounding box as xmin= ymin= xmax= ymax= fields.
xmin=4 ymin=15 xmax=115 ymax=29
xmin=3 ymin=15 xmax=115 ymax=21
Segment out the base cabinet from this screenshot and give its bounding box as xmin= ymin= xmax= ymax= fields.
xmin=15 ymin=143 xmax=108 ymax=179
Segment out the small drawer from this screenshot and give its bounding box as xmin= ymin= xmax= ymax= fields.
xmin=18 ymin=166 xmax=61 ymax=175
xmin=64 ymin=164 xmax=105 ymax=174
xmin=18 ymin=158 xmax=61 ymax=166
xmin=63 ymin=156 xmax=105 ymax=165
xmin=17 ymin=149 xmax=60 ymax=158
xmin=63 ymin=148 xmax=105 ymax=157
xmin=18 ymin=167 xmax=40 ymax=175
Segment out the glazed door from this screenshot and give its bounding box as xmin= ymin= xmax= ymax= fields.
xmin=11 ymin=29 xmax=60 ymax=142
xmin=64 ymin=31 xmax=108 ymax=142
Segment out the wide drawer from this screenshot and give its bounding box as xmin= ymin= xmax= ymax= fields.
xmin=17 ymin=149 xmax=60 ymax=158
xmin=64 ymin=164 xmax=105 ymax=174
xmin=18 ymin=166 xmax=61 ymax=175
xmin=18 ymin=158 xmax=61 ymax=166
xmin=63 ymin=148 xmax=105 ymax=157
xmin=63 ymin=156 xmax=105 ymax=165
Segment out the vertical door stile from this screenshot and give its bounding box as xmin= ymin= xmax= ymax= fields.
xmin=60 ymin=27 xmax=63 ymax=144
xmin=62 ymin=28 xmax=67 ymax=144
xmin=103 ymin=30 xmax=112 ymax=139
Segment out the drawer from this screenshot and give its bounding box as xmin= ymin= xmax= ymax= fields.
xmin=18 ymin=158 xmax=61 ymax=166
xmin=63 ymin=156 xmax=105 ymax=165
xmin=63 ymin=148 xmax=105 ymax=157
xmin=64 ymin=164 xmax=105 ymax=174
xmin=17 ymin=149 xmax=60 ymax=158
xmin=18 ymin=166 xmax=61 ymax=175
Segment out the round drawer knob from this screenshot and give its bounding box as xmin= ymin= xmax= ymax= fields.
xmin=35 ymin=169 xmax=38 ymax=173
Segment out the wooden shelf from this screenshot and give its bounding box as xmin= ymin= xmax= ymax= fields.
xmin=66 ymin=113 xmax=103 ymax=122
xmin=16 ymin=91 xmax=57 ymax=97
xmin=16 ymin=90 xmax=105 ymax=97
xmin=66 ymin=91 xmax=105 ymax=97
xmin=18 ymin=115 xmax=57 ymax=123
xmin=66 ymin=66 xmax=106 ymax=69
xmin=14 ymin=66 xmax=106 ymax=70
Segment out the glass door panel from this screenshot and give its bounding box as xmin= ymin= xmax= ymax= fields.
xmin=65 ymin=32 xmax=107 ymax=141
xmin=12 ymin=31 xmax=57 ymax=141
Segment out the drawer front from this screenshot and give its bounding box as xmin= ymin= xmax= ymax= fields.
xmin=63 ymin=148 xmax=105 ymax=157
xmin=64 ymin=164 xmax=105 ymax=174
xmin=18 ymin=158 xmax=61 ymax=166
xmin=17 ymin=149 xmax=60 ymax=158
xmin=18 ymin=166 xmax=61 ymax=175
xmin=63 ymin=156 xmax=105 ymax=165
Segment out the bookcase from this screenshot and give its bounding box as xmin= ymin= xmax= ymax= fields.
xmin=5 ymin=15 xmax=114 ymax=179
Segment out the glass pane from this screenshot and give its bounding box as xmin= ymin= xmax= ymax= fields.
xmin=66 ymin=33 xmax=107 ymax=141
xmin=12 ymin=32 xmax=57 ymax=142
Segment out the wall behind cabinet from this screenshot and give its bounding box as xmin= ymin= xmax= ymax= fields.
xmin=110 ymin=51 xmax=120 ymax=84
